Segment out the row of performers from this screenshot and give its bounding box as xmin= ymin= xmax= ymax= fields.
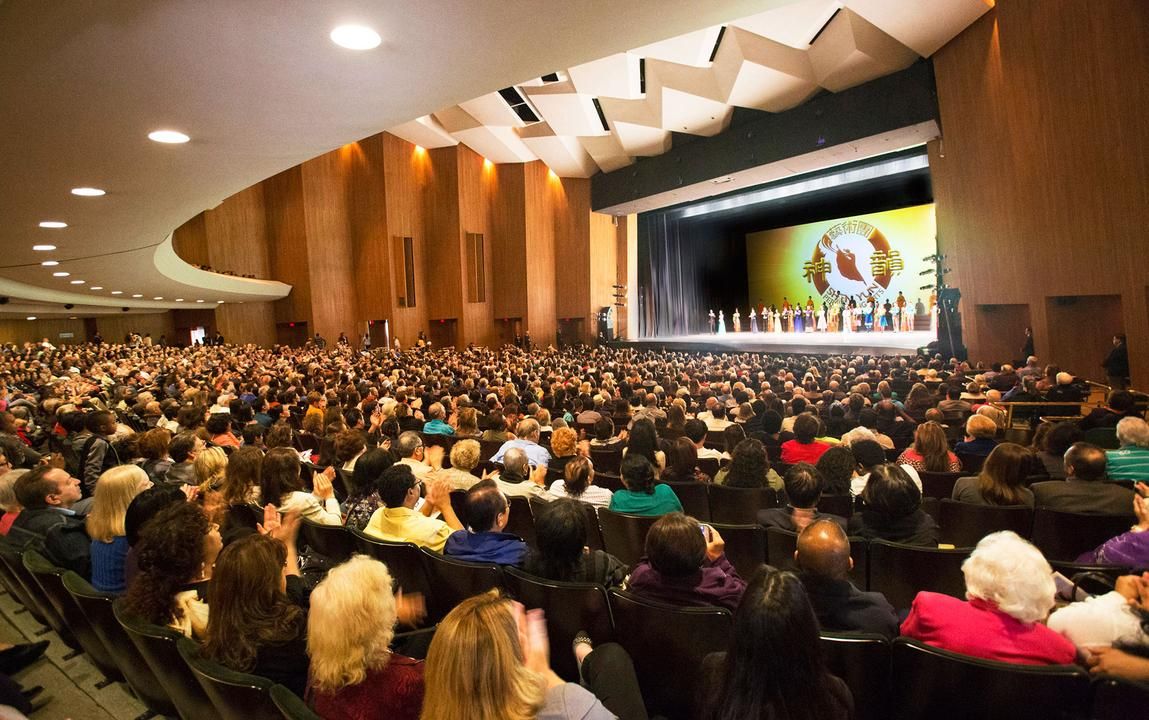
xmin=707 ymin=294 xmax=937 ymax=334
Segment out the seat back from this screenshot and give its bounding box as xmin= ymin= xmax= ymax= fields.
xmin=696 ymin=457 xmax=721 ymax=478
xmin=607 ymin=588 xmax=732 ymax=720
xmin=478 ymin=439 xmax=505 ymax=462
xmin=663 ymin=481 xmax=710 ymax=520
xmin=176 ymin=636 xmax=280 ymax=720
xmin=920 ymin=471 xmax=963 ymax=499
xmin=593 ymin=471 xmax=625 ymax=492
xmin=891 ymin=637 xmax=1090 ymax=720
xmin=1030 ymin=508 xmax=1137 ymax=561
xmin=505 ymin=496 xmax=537 ymax=547
xmin=590 ymin=448 xmax=622 ymax=474
xmin=0 ymin=543 xmax=41 ymax=623
xmin=24 ymin=549 xmax=120 ymax=679
xmin=820 ymin=633 xmax=892 ymax=720
xmin=1084 ymin=427 xmax=1120 ymax=450
xmin=708 ymin=523 xmax=766 ymax=580
xmin=299 ymin=519 xmax=355 ymax=563
xmin=938 ymin=500 xmax=1034 ymax=547
xmin=1091 ymin=675 xmax=1149 ymax=720
xmin=420 ymin=548 xmax=502 ymax=620
xmin=63 ymin=571 xmax=177 ymax=716
xmin=270 ymin=684 xmax=322 ymax=720
xmin=502 ymin=568 xmax=614 ymax=682
xmin=868 ymin=541 xmax=970 ymax=611
xmin=955 ymin=452 xmax=986 ymax=473
xmin=707 ymin=484 xmax=777 ymax=524
xmin=597 ymin=508 xmax=657 ymax=567
xmin=817 ymin=494 xmax=854 ymax=518
xmin=0 ymin=544 xmax=71 ymax=643
xmin=115 ymin=601 xmax=222 ymax=720
xmin=349 ymin=530 xmax=434 ymax=616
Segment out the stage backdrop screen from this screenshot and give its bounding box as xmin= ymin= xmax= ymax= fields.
xmin=745 ymin=203 xmax=937 ymax=311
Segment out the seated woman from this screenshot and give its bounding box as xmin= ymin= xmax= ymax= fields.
xmin=622 ymin=419 xmax=665 ymax=474
xmin=120 ymin=501 xmax=222 ymax=637
xmin=848 ymin=464 xmax=938 ymax=547
xmin=698 ymin=568 xmax=853 ymax=720
xmin=203 ymin=529 xmax=308 ymax=696
xmin=480 ymin=410 xmax=512 ymax=442
xmin=661 ymin=405 xmax=687 ymax=441
xmin=661 ymin=437 xmax=710 ymax=484
xmin=259 ymin=446 xmax=341 ymax=525
xmin=815 ymin=445 xmax=856 ymax=496
xmin=421 ymin=591 xmax=646 ymax=720
xmin=0 ymin=467 xmax=23 ymax=536
xmin=308 ymin=556 xmax=426 ymax=720
xmin=952 ymin=442 xmax=1034 ymax=507
xmin=954 ymin=414 xmax=1000 ymax=457
xmin=136 ymin=428 xmax=173 ymax=485
xmin=454 ymin=406 xmax=481 ymax=439
xmin=897 ymin=421 xmax=961 ymax=473
xmin=431 ymin=439 xmax=482 ymax=491
xmin=780 ymin=414 xmax=832 ymax=465
xmin=521 ymin=499 xmax=628 ymax=588
xmin=549 ymin=456 xmax=613 ymax=509
xmin=1047 ymin=568 xmax=1149 ymax=658
xmin=608 ymin=455 xmax=682 ymax=516
xmin=547 ymin=427 xmax=581 ymax=481
xmin=343 ymin=447 xmax=392 ymax=531
xmin=901 ymin=531 xmax=1076 ymax=665
xmin=758 ymin=463 xmax=847 ymax=533
xmin=625 ymin=512 xmax=745 ymax=611
xmin=1035 ymin=422 xmax=1083 ymax=479
xmin=88 ymin=465 xmax=153 ymax=593
xmin=714 ymin=438 xmax=781 ymax=491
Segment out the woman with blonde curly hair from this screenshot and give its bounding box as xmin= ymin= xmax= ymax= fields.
xmin=308 ymin=556 xmax=426 ymax=720
xmin=421 ymin=591 xmax=647 ymax=720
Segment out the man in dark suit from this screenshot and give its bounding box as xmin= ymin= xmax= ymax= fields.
xmin=795 ymin=519 xmax=899 ymax=638
xmin=1031 ymin=442 xmax=1135 ymax=515
xmin=1101 ymin=334 xmax=1130 ymax=390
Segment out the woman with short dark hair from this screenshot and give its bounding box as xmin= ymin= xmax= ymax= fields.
xmin=608 ymin=455 xmax=682 ymax=516
xmin=626 ymin=512 xmax=745 ymax=611
xmin=848 ymin=463 xmax=938 ymax=546
xmin=520 ymin=499 xmax=627 ymax=587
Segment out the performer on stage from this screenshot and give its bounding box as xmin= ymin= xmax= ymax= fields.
xmin=717 ymin=310 xmax=726 ymax=334
xmin=804 ymin=301 xmax=815 ymax=333
xmin=749 ymin=308 xmax=758 ymax=333
xmin=772 ymin=306 xmax=781 ymax=334
xmin=708 ymin=308 xmax=716 ymax=334
xmin=818 ymin=304 xmax=828 ymax=332
xmin=883 ymin=298 xmax=894 ymax=332
xmin=732 ymin=308 xmax=741 ymax=333
xmin=792 ymin=304 xmax=803 ymax=333
xmin=827 ymin=301 xmax=839 ymax=333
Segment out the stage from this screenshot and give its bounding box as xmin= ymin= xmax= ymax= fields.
xmin=612 ymin=330 xmax=936 ymax=356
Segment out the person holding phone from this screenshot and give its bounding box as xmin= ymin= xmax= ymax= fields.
xmin=624 ymin=513 xmax=746 ymax=611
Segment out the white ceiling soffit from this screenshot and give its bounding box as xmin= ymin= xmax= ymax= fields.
xmin=400 ymin=0 xmax=990 ymax=179
xmin=518 ymin=124 xmax=599 ymax=179
xmin=1 ymin=0 xmax=775 ymax=311
xmin=595 ymin=120 xmax=940 ymax=217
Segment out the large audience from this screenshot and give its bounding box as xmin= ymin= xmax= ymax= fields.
xmin=0 ymin=339 xmax=1147 ymax=718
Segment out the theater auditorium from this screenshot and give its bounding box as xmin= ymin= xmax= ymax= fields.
xmin=0 ymin=1 xmax=1147 ymax=718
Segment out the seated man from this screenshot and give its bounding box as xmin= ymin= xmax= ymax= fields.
xmin=1031 ymin=442 xmax=1135 ymax=514
xmin=589 ymin=417 xmax=623 ymax=448
xmin=420 ymin=402 xmax=455 ymax=436
xmin=164 ymin=431 xmax=204 ymax=486
xmin=363 ymin=464 xmax=462 ymax=552
xmin=490 ymin=448 xmax=554 ymax=501
xmin=686 ymin=419 xmax=725 ymax=460
xmin=394 ymin=431 xmax=439 ymax=481
xmin=758 ymin=464 xmax=847 ymax=533
xmin=444 ymin=480 xmax=527 ymax=565
xmin=490 ymin=419 xmax=552 ymax=468
xmin=5 ymin=466 xmax=84 ymax=551
xmin=1106 ymin=417 xmax=1149 ymax=483
xmin=795 ymin=519 xmax=899 ymax=638
xmin=936 ymin=385 xmax=972 ymax=422
xmin=954 ymin=414 xmax=999 ymax=457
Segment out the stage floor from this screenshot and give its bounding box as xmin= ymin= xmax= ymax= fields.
xmin=615 ymin=330 xmax=936 ymax=355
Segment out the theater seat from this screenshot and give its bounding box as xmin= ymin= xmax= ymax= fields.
xmin=597 ymin=508 xmax=657 ymax=567
xmin=299 ymin=518 xmax=355 ymax=564
xmin=708 ymin=523 xmax=766 ymax=580
xmin=919 ymin=471 xmax=962 ymax=499
xmin=868 ymin=541 xmax=969 ymax=611
xmin=955 ymin=452 xmax=986 ymax=474
xmin=504 ymin=496 xmax=537 ymax=547
xmin=590 ymin=448 xmax=622 ymax=474
xmin=708 ymin=484 xmax=779 ymax=524
xmin=937 ymin=500 xmax=1033 ymax=548
xmin=502 ymin=567 xmax=614 ymax=682
xmin=349 ymin=529 xmax=436 ymax=622
xmin=891 ymin=637 xmax=1090 ymax=720
xmin=1091 ymin=675 xmax=1149 ymax=720
xmin=820 ymin=632 xmax=892 ymax=720
xmin=176 ymin=635 xmax=281 ymax=720
xmin=1030 ymin=508 xmax=1137 ymax=562
xmin=607 ymin=588 xmax=732 ymax=720
xmin=270 ymin=683 xmax=321 ymax=720
xmin=0 ymin=546 xmax=67 ymax=642
xmin=663 ymin=480 xmax=710 ymax=520
xmin=419 ymin=547 xmax=503 ymax=620
xmin=765 ymin=527 xmax=868 ymax=589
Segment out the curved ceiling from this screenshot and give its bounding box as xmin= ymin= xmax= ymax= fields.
xmin=0 ymin=0 xmax=775 ymax=316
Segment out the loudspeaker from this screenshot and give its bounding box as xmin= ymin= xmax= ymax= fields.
xmin=122 ymin=307 xmax=129 ymax=312
xmin=64 ymin=303 xmax=74 ymax=309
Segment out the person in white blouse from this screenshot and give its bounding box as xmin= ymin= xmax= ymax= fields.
xmin=548 ymin=456 xmax=613 ymax=509
xmin=259 ymin=446 xmax=342 ymax=525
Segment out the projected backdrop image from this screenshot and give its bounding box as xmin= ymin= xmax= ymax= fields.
xmin=745 ymin=204 xmax=937 ymax=312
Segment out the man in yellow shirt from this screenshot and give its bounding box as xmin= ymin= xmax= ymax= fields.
xmin=364 ymin=464 xmax=463 ymax=552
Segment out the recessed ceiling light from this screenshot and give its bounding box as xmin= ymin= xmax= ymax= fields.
xmin=175 ymin=298 xmax=184 ymax=302
xmin=148 ymin=129 xmax=190 ymax=144
xmin=26 ymin=316 xmax=36 ymax=321
xmin=41 ymin=260 xmax=59 ymax=266
xmin=39 ymin=221 xmax=67 ymax=228
xmin=70 ymin=280 xmax=85 ymax=284
xmin=90 ymin=286 xmax=103 ymax=290
xmin=52 ymin=271 xmax=70 ymax=277
xmin=330 ymin=24 xmax=381 ymax=50
xmin=32 ymin=244 xmax=56 ymax=251
xmin=69 ymin=316 xmax=77 ymax=320
xmin=71 ymin=187 xmax=106 ymax=197
xmin=131 ymin=294 xmax=143 ymax=298
xmin=217 ymin=300 xmax=225 ymax=304
xmin=110 ymin=291 xmax=123 ymax=295
xmin=195 ymin=299 xmax=205 ymax=303
xmin=153 ymin=296 xmax=163 ymax=300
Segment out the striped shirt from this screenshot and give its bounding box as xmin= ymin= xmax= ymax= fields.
xmin=1105 ymin=446 xmax=1149 ymax=482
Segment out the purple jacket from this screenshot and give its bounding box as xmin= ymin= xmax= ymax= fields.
xmin=1078 ymin=529 xmax=1149 ymax=567
xmin=625 ymin=553 xmax=746 ymax=611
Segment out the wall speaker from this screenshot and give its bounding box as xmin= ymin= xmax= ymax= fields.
xmin=122 ymin=307 xmax=130 ymax=312
xmin=0 ymin=297 xmax=8 ymax=305
xmin=64 ymin=303 xmax=74 ymax=309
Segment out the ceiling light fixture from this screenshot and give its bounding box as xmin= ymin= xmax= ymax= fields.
xmin=330 ymin=24 xmax=381 ymax=50
xmin=175 ymin=298 xmax=184 ymax=302
xmin=217 ymin=300 xmax=225 ymax=304
xmin=153 ymin=296 xmax=163 ymax=300
xmin=32 ymin=244 xmax=56 ymax=251
xmin=71 ymin=187 xmax=106 ymax=196
xmin=52 ymin=271 xmax=69 ymax=277
xmin=26 ymin=316 xmax=36 ymax=321
xmin=131 ymin=294 xmax=143 ymax=298
xmin=148 ymin=129 xmax=190 ymax=144
xmin=90 ymin=286 xmax=103 ymax=290
xmin=195 ymin=299 xmax=205 ymax=303
xmin=39 ymin=221 xmax=67 ymax=228
xmin=70 ymin=280 xmax=84 ymax=284
xmin=41 ymin=260 xmax=59 ymax=266
xmin=110 ymin=291 xmax=123 ymax=295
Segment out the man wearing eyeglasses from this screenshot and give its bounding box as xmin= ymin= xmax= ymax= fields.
xmin=364 ymin=464 xmax=463 ymax=553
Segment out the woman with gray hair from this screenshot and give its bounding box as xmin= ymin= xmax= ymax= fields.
xmin=1105 ymin=417 xmax=1149 ymax=483
xmin=900 ymin=531 xmax=1076 ymax=665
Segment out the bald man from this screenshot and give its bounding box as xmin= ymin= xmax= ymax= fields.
xmin=795 ymin=519 xmax=898 ymax=638
xmin=1031 ymin=442 xmax=1134 ymax=515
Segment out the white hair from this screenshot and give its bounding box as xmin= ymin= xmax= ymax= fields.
xmin=1116 ymin=417 xmax=1149 ymax=449
xmin=1056 ymin=372 xmax=1073 ymax=385
xmin=839 ymin=427 xmax=876 ymax=447
xmin=962 ymin=531 xmax=1055 ymax=624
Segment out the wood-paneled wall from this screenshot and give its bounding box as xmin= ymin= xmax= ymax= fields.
xmin=0 ymin=318 xmax=87 ymax=346
xmin=95 ymin=313 xmax=175 ymax=345
xmin=932 ymin=0 xmax=1149 ymax=386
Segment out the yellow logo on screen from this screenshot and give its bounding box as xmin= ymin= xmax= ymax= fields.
xmin=803 ymin=220 xmax=903 ymax=300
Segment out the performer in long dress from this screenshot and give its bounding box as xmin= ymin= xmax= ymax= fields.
xmin=772 ymin=307 xmax=781 ymax=334
xmin=717 ymin=310 xmax=726 ymax=334
xmin=827 ymin=302 xmax=838 ymax=333
xmin=818 ymin=304 xmax=828 ymax=332
xmin=804 ymin=299 xmax=815 ymax=333
xmin=732 ymin=308 xmax=741 ymax=333
xmin=708 ymin=309 xmax=716 ymax=334
xmin=749 ymin=308 xmax=758 ymax=333
xmin=765 ymin=307 xmax=773 ymax=333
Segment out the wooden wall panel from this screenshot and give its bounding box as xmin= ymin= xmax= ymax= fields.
xmin=383 ymin=134 xmax=430 ymax=346
xmin=203 ymin=184 xmax=270 ymax=278
xmin=523 ymin=162 xmax=556 ymax=344
xmin=96 ymin=313 xmax=175 ymax=345
xmin=263 ymin=167 xmax=311 ymax=326
xmin=425 ymin=147 xmax=464 ymax=322
xmin=491 ymin=164 xmax=528 ymax=321
xmin=347 ymin=133 xmax=392 ymax=325
xmin=970 ymin=304 xmax=1032 ymax=369
xmin=1045 ymin=296 xmax=1125 ymax=387
xmin=589 ymin=212 xmax=619 ymax=335
xmin=172 ymin=213 xmax=209 ymax=267
xmin=932 ymin=0 xmax=1149 ymax=385
xmin=300 ymin=149 xmax=359 ymax=342
xmin=458 ymin=145 xmax=496 ymax=347
xmin=0 ymin=318 xmax=87 ymax=345
xmin=215 ymin=302 xmax=276 ymax=346
xmin=554 ymin=178 xmax=591 ymax=322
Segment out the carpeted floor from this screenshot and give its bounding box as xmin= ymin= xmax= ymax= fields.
xmin=0 ymin=588 xmax=147 ymax=720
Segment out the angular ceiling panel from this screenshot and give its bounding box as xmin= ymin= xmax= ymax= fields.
xmin=596 ymin=97 xmax=673 ymax=156
xmin=730 ymin=0 xmax=844 ymax=49
xmin=712 ymin=26 xmax=820 ymax=112
xmin=568 ymin=53 xmax=642 ymax=100
xmin=846 ymin=0 xmax=994 ymax=57
xmin=579 ymin=134 xmax=634 ymax=173
xmin=522 ymin=81 xmax=609 ymax=137
xmin=459 ymin=92 xmax=526 ymax=128
xmin=387 ymin=115 xmax=459 ymax=149
xmin=644 ymin=59 xmax=733 ymax=136
xmin=633 ymin=26 xmax=724 ymax=67
xmin=519 ymin=123 xmax=599 ymax=178
xmin=807 ymin=8 xmax=919 ymax=92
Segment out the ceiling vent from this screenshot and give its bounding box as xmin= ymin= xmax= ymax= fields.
xmin=497 ymin=87 xmax=540 ymax=124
